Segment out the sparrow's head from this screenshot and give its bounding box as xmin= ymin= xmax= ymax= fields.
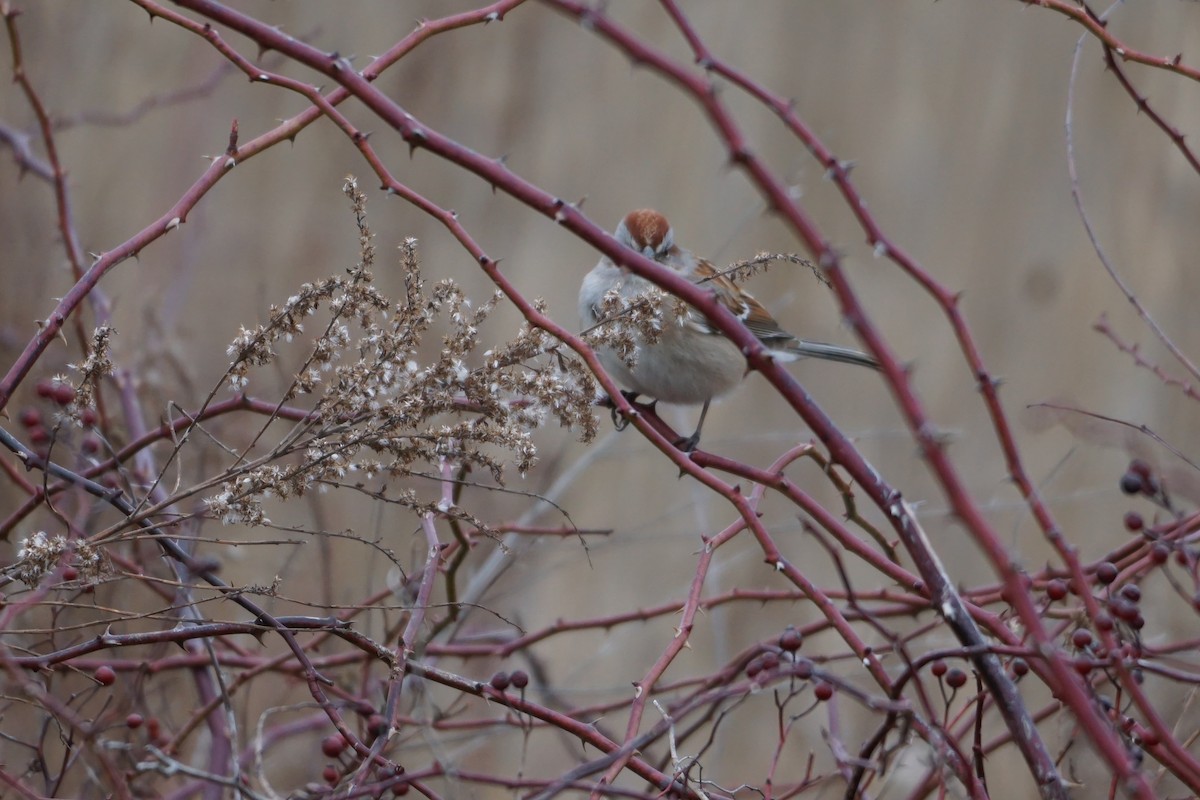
xmin=615 ymin=209 xmax=674 ymax=261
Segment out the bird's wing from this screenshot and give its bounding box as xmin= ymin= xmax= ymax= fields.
xmin=687 ymin=258 xmax=795 ymax=348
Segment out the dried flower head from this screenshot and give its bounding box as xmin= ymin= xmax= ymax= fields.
xmin=13 ymin=531 xmax=104 ymax=586
xmin=582 ymin=284 xmax=673 ymax=371
xmin=207 ymin=177 xmax=597 ymax=528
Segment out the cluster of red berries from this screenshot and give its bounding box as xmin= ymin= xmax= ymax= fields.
xmin=929 ymin=659 xmax=969 ymax=689
xmin=318 ymin=730 xmax=406 ymax=792
xmin=93 ymin=668 xmax=174 ymax=747
xmin=488 ymin=669 xmax=529 ymax=691
xmin=741 ymin=626 xmax=831 ymax=697
xmin=1119 ymin=459 xmax=1179 ymax=569
xmin=18 ymin=378 xmax=101 ymax=459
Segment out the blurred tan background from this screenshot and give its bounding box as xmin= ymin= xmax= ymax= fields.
xmin=3 ymin=1 xmax=1200 ymax=796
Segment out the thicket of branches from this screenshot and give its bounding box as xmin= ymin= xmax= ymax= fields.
xmin=1 ymin=2 xmax=1199 ymax=799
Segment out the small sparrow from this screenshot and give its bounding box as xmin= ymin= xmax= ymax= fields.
xmin=579 ymin=208 xmax=878 ymax=451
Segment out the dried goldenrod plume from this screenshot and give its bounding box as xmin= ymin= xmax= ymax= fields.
xmin=12 ymin=531 xmax=103 ymax=587
xmin=206 ymin=177 xmax=598 ymax=528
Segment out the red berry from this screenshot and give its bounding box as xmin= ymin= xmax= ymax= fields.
xmin=1119 ymin=472 xmax=1144 ymax=495
xmin=1011 ymin=658 xmax=1029 ymax=677
xmin=945 ymin=669 xmax=967 ymax=689
xmin=52 ymin=383 xmax=75 ymax=406
xmin=1129 ymin=459 xmax=1153 ymax=480
xmin=745 ymin=656 xmax=764 ymax=678
xmin=126 ymin=713 xmax=144 ymax=729
xmin=1119 ymin=584 xmax=1141 ymax=603
xmin=510 ymin=670 xmax=529 ymax=689
xmin=1095 ymin=612 xmax=1114 ymax=632
xmin=1096 ymin=562 xmax=1118 ymax=585
xmin=1150 ymin=544 xmax=1170 ymax=565
xmin=1123 ymin=512 xmax=1143 ymax=532
xmin=61 ymin=565 xmax=79 ymax=581
xmin=94 ymin=665 xmax=116 ymax=686
xmin=489 ymin=672 xmax=510 ymax=691
xmin=28 ymin=425 xmax=48 ymax=445
xmin=35 ymin=379 xmax=55 ymax=398
xmin=323 ymin=765 xmax=339 ymax=784
xmin=1046 ymin=579 xmax=1068 ymax=601
xmin=813 ymin=682 xmax=834 ymax=701
xmin=367 ymin=714 xmax=387 ymax=737
xmin=1110 ymin=597 xmax=1139 ymax=623
xmin=931 ymin=660 xmax=948 ymax=678
xmin=1071 ymin=629 xmax=1093 ymax=649
xmin=81 ymin=435 xmax=100 ymax=455
xmin=1074 ymin=660 xmax=1094 ymax=676
xmin=321 ymin=734 xmax=347 ymax=758
xmin=760 ymin=651 xmax=780 ymax=671
xmin=18 ymin=408 xmax=40 ymax=428
xmin=778 ymin=626 xmax=803 ymax=652
xmin=80 ymin=407 xmax=98 ymax=426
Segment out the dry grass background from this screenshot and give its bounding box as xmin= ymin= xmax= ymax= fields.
xmin=3 ymin=1 xmax=1200 ymax=797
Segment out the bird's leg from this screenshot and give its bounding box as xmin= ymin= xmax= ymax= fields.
xmin=675 ymin=399 xmax=711 ymax=453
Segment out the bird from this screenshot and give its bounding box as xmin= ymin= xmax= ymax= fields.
xmin=579 ymin=208 xmax=878 ymax=451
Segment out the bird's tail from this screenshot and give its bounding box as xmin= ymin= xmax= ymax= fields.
xmin=785 ymin=340 xmax=880 ymax=370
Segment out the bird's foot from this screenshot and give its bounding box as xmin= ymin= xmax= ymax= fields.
xmin=674 ymin=431 xmax=701 ymax=454
xmin=609 ymin=391 xmax=650 ymax=432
